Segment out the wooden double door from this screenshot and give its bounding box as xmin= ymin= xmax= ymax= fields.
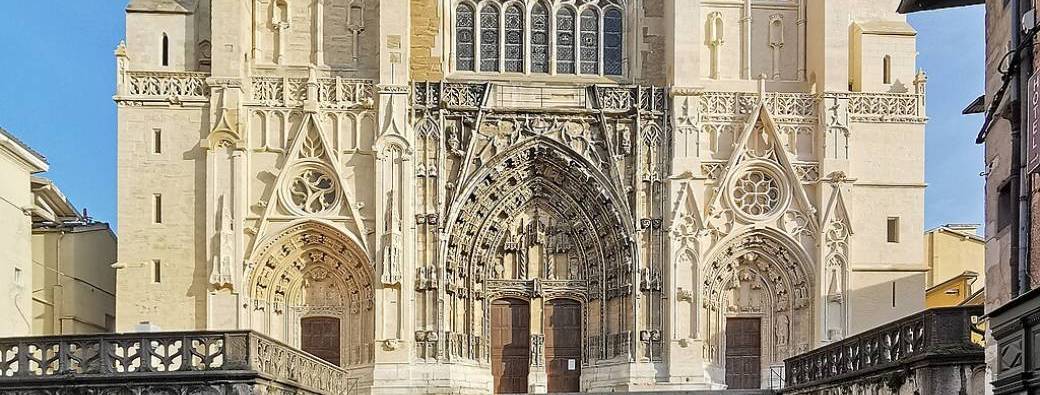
xmin=491 ymin=298 xmax=582 ymax=394
xmin=725 ymin=318 xmax=762 ymax=390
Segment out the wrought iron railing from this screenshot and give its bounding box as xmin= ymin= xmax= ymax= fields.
xmin=0 ymin=330 xmax=359 ymax=394
xmin=784 ymin=306 xmax=983 ymax=392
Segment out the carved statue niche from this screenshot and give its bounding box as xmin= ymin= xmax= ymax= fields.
xmin=380 ymin=141 xmax=406 ymax=286
xmin=707 ymin=12 xmax=725 ymax=80
xmin=769 ymin=15 xmax=785 ymax=80
xmin=271 ymin=0 xmax=291 ymax=64
xmin=210 ymin=196 xmax=235 ymax=288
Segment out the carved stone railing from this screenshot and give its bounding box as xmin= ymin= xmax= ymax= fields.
xmin=251 ymin=76 xmax=375 ymax=109
xmin=846 ymin=92 xmax=927 ymax=123
xmin=0 ymin=331 xmax=359 ymax=395
xmin=411 ymin=81 xmax=666 ymax=114
xmin=784 ymin=306 xmax=984 ymax=394
xmin=117 ymin=71 xmax=209 ymax=102
xmin=695 ymin=91 xmax=926 ymax=124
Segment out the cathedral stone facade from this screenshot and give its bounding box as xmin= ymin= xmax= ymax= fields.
xmin=115 ymin=0 xmax=929 ymax=392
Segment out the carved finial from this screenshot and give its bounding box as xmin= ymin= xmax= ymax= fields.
xmin=114 ymin=40 xmax=127 ymax=58
xmin=914 ymin=69 xmax=928 ymax=94
xmin=757 ymin=75 xmax=768 ymax=99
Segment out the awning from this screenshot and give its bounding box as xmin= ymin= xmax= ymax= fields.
xmin=963 ymin=95 xmax=986 ymax=115
xmin=897 ymin=0 xmax=984 ymax=14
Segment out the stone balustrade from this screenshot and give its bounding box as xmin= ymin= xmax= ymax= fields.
xmin=0 ymin=330 xmax=359 ymax=395
xmin=119 ymin=71 xmax=209 ymax=99
xmin=783 ymin=306 xmax=985 ymax=394
xmin=251 ymin=76 xmax=375 ymax=109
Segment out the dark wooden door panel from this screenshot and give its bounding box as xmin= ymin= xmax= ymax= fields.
xmin=492 ymin=299 xmax=530 ymax=394
xmin=725 ymin=318 xmax=761 ymax=390
xmin=300 ymin=316 xmax=341 ymax=366
xmin=545 ymin=299 xmax=581 ymax=393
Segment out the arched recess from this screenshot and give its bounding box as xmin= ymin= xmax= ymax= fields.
xmin=246 ymin=220 xmax=375 ymax=367
xmin=700 ymin=229 xmax=814 ymax=377
xmin=443 ymin=137 xmax=636 ymax=364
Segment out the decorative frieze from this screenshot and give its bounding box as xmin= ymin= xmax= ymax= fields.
xmin=694 ymin=91 xmax=924 ymax=124
xmin=251 ymin=76 xmax=375 ymax=109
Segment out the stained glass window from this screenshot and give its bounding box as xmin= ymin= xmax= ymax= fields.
xmin=580 ymin=9 xmax=599 ymax=75
xmin=604 ymin=8 xmax=623 ymax=76
xmin=504 ymin=5 xmax=524 ymax=72
xmin=531 ymin=3 xmax=550 ymax=73
xmin=456 ymin=4 xmax=475 ymax=71
xmin=556 ymin=8 xmax=576 ymax=74
xmin=480 ymin=5 xmax=500 ymax=72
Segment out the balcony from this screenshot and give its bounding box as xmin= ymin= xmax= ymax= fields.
xmin=784 ymin=306 xmax=985 ymax=394
xmin=0 ymin=330 xmax=359 ymax=394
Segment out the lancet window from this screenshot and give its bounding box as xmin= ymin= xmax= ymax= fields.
xmin=454 ymin=1 xmax=624 ymax=76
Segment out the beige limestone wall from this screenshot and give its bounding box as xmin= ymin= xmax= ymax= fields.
xmin=116 ymin=106 xmax=209 ymax=331
xmin=410 ymin=0 xmax=443 ymax=81
xmin=0 ymin=152 xmax=36 ymax=337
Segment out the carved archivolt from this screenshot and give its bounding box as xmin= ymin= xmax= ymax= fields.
xmin=245 ymin=221 xmax=375 ymax=366
xmin=701 ymin=229 xmax=814 ymax=364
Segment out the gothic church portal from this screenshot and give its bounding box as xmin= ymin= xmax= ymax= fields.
xmin=115 ymin=0 xmax=928 ymax=392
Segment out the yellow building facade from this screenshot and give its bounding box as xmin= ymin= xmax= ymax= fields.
xmin=923 ymin=224 xmax=984 ymax=308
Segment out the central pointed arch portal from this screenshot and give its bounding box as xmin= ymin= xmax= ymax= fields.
xmin=445 ymin=138 xmax=636 ymax=393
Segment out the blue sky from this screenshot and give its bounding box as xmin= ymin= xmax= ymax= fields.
xmin=0 ymin=3 xmax=986 ymax=233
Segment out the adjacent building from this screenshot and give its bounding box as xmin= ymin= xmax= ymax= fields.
xmin=924 ymin=224 xmax=985 ymax=307
xmin=0 ymin=127 xmax=117 ymax=338
xmin=0 ymin=128 xmax=48 ymax=337
xmin=901 ymin=0 xmax=1040 ymax=394
xmin=113 ymin=0 xmax=929 ymax=392
xmin=30 ymin=177 xmax=117 ymax=335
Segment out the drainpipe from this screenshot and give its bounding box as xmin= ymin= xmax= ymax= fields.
xmin=1014 ymin=0 xmax=1035 ymax=295
xmin=54 ymin=230 xmax=65 ymax=334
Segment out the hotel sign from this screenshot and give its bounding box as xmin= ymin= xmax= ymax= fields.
xmin=1030 ymin=73 xmax=1040 ymax=173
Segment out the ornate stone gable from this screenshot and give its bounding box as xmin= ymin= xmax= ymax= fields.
xmin=249 ymin=112 xmax=370 ymax=258
xmin=703 ymin=100 xmax=819 ymax=243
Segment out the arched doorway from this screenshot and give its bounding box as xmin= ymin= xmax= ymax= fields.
xmin=444 ymin=138 xmax=636 ymax=374
xmin=545 ymin=298 xmax=582 ymax=393
xmin=491 ymin=298 xmax=530 ymax=394
xmin=701 ymin=231 xmax=814 ymax=389
xmin=246 ymin=221 xmax=375 ymax=367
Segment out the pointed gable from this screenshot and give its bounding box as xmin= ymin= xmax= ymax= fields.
xmin=705 ymin=101 xmax=817 ymax=224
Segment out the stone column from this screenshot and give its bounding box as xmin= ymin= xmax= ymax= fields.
xmin=528 ymin=297 xmax=548 ymax=394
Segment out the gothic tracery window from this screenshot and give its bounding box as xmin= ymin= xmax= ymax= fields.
xmin=452 ymin=2 xmax=624 ymax=76
xmin=556 ymin=7 xmax=577 ymax=74
xmin=480 ymin=4 xmax=500 ymax=72
xmin=531 ymin=3 xmax=550 ymax=73
xmin=731 ymin=169 xmax=784 ymax=218
xmin=579 ymin=9 xmax=600 ymax=75
xmin=456 ymin=4 xmax=476 ymax=71
xmin=603 ymin=8 xmax=623 ymax=76
xmin=504 ymin=5 xmax=524 ymax=72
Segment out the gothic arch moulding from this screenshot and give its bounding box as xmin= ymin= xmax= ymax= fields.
xmin=700 ymin=228 xmax=814 ymax=374
xmin=443 ymin=137 xmax=637 ymax=363
xmin=245 ymin=220 xmax=376 ymax=367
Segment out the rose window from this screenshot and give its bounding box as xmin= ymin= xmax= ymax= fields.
xmin=288 ymin=167 xmax=339 ymax=214
xmin=732 ymin=169 xmax=783 ymax=217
